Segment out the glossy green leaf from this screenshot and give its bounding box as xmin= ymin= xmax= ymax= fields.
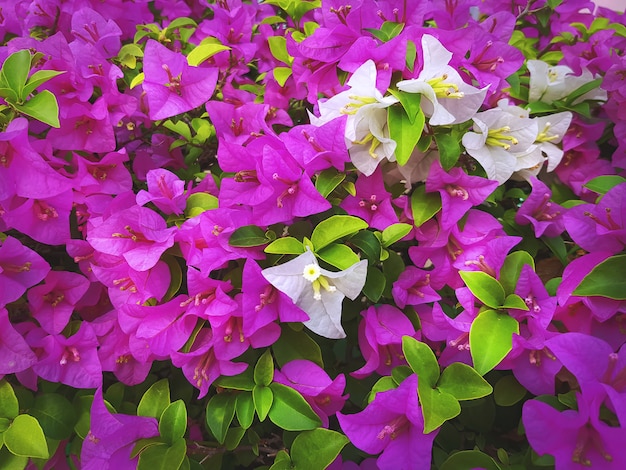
xmin=501 ymin=293 xmax=529 ymax=311
xmin=73 ymin=394 xmax=94 ymax=439
xmin=267 ymin=36 xmax=292 ymax=65
xmin=1 ymin=50 xmax=30 ymax=98
xmin=316 ymin=243 xmax=360 ymax=270
xmin=0 ymin=447 xmax=28 ymax=470
xmin=439 ymin=450 xmax=501 ymax=470
xmin=469 ymin=310 xmax=519 ymax=376
xmin=402 ymin=336 xmax=439 ymax=388
xmin=348 ymin=230 xmax=381 ymax=263
xmin=434 ymin=132 xmax=462 ymax=170
xmin=253 ymin=385 xmax=273 ymax=422
xmin=311 ymin=215 xmax=368 ymax=250
xmin=272 ymin=327 xmax=323 ymax=368
xmin=138 ymin=379 xmax=170 ymax=419
xmin=362 ymin=266 xmax=385 ymax=302
xmin=563 ymin=77 xmax=603 ymax=105
xmin=229 ymin=225 xmax=269 ymax=247
xmin=131 ymin=437 xmax=164 ymax=459
xmin=437 ymin=363 xmax=493 ymax=401
xmin=410 ymin=185 xmax=441 ymax=227
xmin=273 ymin=67 xmax=292 ymax=87
xmin=268 ymin=383 xmax=321 ymax=431
xmin=391 ymin=89 xmax=423 ymax=123
xmin=494 ymin=375 xmax=527 ymax=406
xmin=270 ymin=450 xmax=292 ymax=470
xmin=215 ymin=368 xmax=255 ymax=391
xmin=419 ymin=386 xmax=460 ymax=434
xmin=573 ymin=254 xmax=626 ymax=300
xmin=187 ymin=43 xmax=230 ymax=66
xmin=381 ymin=223 xmax=412 ymax=247
xmin=254 ymin=350 xmax=274 ymax=387
xmin=235 ymin=393 xmax=255 ymax=429
xmin=459 ymin=271 xmax=506 ymax=309
xmin=184 ymin=192 xmax=218 ymax=217
xmin=291 ymin=428 xmax=349 ymax=470
xmin=584 ymin=175 xmax=626 ymax=195
xmin=14 ymin=90 xmax=60 ymax=127
xmin=315 ymin=169 xmax=346 ymax=198
xmin=3 ymin=415 xmax=49 ymax=459
xmin=499 ymin=251 xmax=535 ymax=295
xmin=206 ymin=393 xmax=236 ymax=444
xmin=137 ymin=438 xmax=186 ymax=470
xmin=22 ymin=70 xmax=65 ymax=97
xmin=0 ymin=381 xmax=19 ymax=419
xmin=159 ymin=400 xmax=187 ymax=445
xmin=265 ymin=237 xmax=305 ymax=255
xmin=224 ymin=427 xmax=246 ymax=451
xmin=388 ymin=105 xmax=424 ymax=166
xmin=29 ymin=393 xmax=77 ymax=440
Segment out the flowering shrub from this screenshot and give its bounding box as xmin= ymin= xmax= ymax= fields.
xmin=1 ymin=0 xmax=625 ymax=468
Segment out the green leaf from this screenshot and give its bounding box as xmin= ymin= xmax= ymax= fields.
xmin=14 ymin=90 xmax=60 ymax=127
xmin=184 ymin=192 xmax=218 ymax=218
xmin=138 ymin=379 xmax=171 ymax=419
xmin=229 ymin=225 xmax=269 ymax=247
xmin=584 ymin=175 xmax=626 ymax=195
xmin=187 ymin=42 xmax=231 ymax=66
xmin=410 ymin=185 xmax=441 ymax=227
xmin=573 ymin=254 xmax=626 ymax=299
xmin=272 ymin=326 xmax=324 ymax=368
xmin=402 ymin=336 xmax=439 ymax=388
xmin=348 ymin=230 xmax=381 ymax=263
xmin=206 ymin=393 xmax=236 ymax=444
xmin=469 ymin=310 xmax=519 ymax=376
xmin=499 ymin=251 xmax=535 ymax=295
xmin=159 ymin=400 xmax=187 ymax=445
xmin=29 ymin=393 xmax=77 ymax=441
xmin=267 ymin=36 xmax=293 ymax=65
xmin=388 ymin=105 xmax=424 ymax=166
xmin=310 ymin=215 xmax=368 ymax=251
xmin=563 ymin=78 xmax=603 ymax=106
xmin=494 ymin=375 xmax=527 ymax=406
xmin=439 ymin=450 xmax=501 ymax=470
xmin=270 ymin=450 xmax=292 ymax=470
xmin=381 ymin=223 xmax=412 ymax=247
xmin=166 ymin=16 xmax=197 ymax=30
xmin=163 ymin=119 xmax=192 ymax=141
xmin=254 ymin=350 xmax=274 ymax=387
xmin=434 ymin=132 xmax=462 ymax=170
xmin=315 ymin=168 xmax=345 ymax=198
xmin=1 ymin=50 xmax=31 ymax=99
xmin=0 ymin=447 xmax=28 ymax=470
xmin=73 ymin=394 xmax=94 ymax=439
xmin=316 ymin=243 xmax=360 ymax=270
xmin=437 ymin=363 xmax=493 ymax=401
xmin=290 ymin=428 xmax=349 ymax=470
xmin=235 ymin=393 xmax=255 ymax=429
xmin=273 ymin=67 xmax=292 ymax=87
xmin=459 ymin=271 xmax=506 ymax=309
xmin=215 ymin=368 xmax=255 ymax=391
xmin=406 ymin=39 xmax=416 ymax=72
xmin=419 ymin=386 xmax=460 ymax=434
xmin=501 ymin=293 xmax=529 ymax=311
xmin=265 ymin=237 xmax=305 ymax=255
xmin=268 ymin=383 xmax=321 ymax=431
xmin=3 ymin=415 xmax=49 ymax=459
xmin=22 ymin=70 xmax=64 ymax=97
xmin=253 ymin=385 xmax=273 ymax=422
xmin=131 ymin=437 xmax=164 ymax=459
xmin=362 ymin=266 xmax=385 ymax=302
xmin=137 ymin=438 xmax=187 ymax=470
xmin=0 ymin=381 xmax=19 ymax=419
xmin=224 ymin=427 xmax=246 ymax=451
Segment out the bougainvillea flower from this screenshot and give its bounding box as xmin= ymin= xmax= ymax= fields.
xmin=527 ymin=59 xmax=607 ymax=104
xmin=515 ymin=176 xmax=566 ymax=238
xmin=142 ymin=39 xmax=218 ymax=120
xmin=274 ymin=359 xmax=348 ymax=428
xmin=340 ymin=171 xmax=399 ymax=230
xmin=81 ymin=387 xmax=159 ymax=470
xmin=75 ymin=149 xmax=133 ymax=196
xmin=310 ymin=59 xmax=398 ymax=176
xmin=262 ymin=248 xmax=367 ymax=339
xmin=136 ymin=168 xmax=189 ymax=215
xmin=337 ymin=374 xmax=437 ymax=470
xmin=392 ymin=267 xmax=440 ymax=309
xmin=0 ymin=307 xmax=37 ymax=375
xmin=0 ymin=235 xmax=50 ymax=305
xmin=523 ymin=391 xmax=626 ymax=469
xmin=352 ymin=304 xmax=418 ymax=379
xmin=397 ymin=35 xmax=489 ymax=126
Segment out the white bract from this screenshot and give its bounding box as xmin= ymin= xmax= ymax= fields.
xmin=261 ymin=248 xmax=367 ymax=339
xmin=527 ymin=59 xmax=607 ymax=104
xmin=396 ymin=35 xmax=489 ymax=126
xmin=310 ymin=60 xmax=398 ymax=176
xmin=462 ymin=102 xmax=538 ymax=184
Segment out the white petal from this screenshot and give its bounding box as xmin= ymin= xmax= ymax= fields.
xmin=323 ymin=260 xmax=368 ymax=299
xmin=297 ymin=288 xmax=346 ymax=339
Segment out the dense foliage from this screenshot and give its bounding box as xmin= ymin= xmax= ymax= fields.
xmin=1 ymin=0 xmax=625 ymax=468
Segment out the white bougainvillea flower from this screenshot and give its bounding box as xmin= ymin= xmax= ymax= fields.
xmin=396 ymin=35 xmax=489 ymax=126
xmin=310 ymin=60 xmax=398 ymax=176
xmin=462 ymin=102 xmax=538 ymax=184
xmin=261 ymin=248 xmax=367 ymax=339
xmin=527 ymin=59 xmax=607 ymax=104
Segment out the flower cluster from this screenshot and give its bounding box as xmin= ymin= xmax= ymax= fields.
xmin=0 ymin=0 xmax=625 ymax=469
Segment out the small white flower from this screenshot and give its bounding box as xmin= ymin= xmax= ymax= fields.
xmin=310 ymin=60 xmax=399 ymax=176
xmin=527 ymin=60 xmax=607 ymax=104
xmin=261 ymin=248 xmax=367 ymax=339
xmin=396 ymin=35 xmax=489 ymax=126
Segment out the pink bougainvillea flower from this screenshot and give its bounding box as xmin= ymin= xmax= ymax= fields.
xmin=0 ymin=307 xmax=37 ymax=375
xmin=515 ymin=176 xmax=566 ymax=238
xmin=136 ymin=168 xmax=189 ymax=215
xmin=340 ymin=171 xmax=399 ymax=230
xmin=142 ymin=39 xmax=218 ymax=120
xmin=337 ymin=374 xmax=438 ymax=470
xmin=0 ymin=236 xmax=50 ymax=306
